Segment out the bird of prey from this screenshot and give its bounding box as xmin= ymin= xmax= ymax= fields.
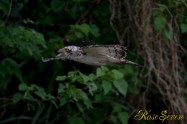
xmin=42 ymin=45 xmax=140 ymax=66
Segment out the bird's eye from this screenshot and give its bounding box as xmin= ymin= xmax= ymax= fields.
xmin=58 ymin=48 xmax=70 ymax=53
xmin=65 ymin=48 xmax=71 ymax=52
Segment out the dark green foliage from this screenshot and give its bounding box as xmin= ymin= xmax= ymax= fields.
xmin=0 ymin=0 xmax=186 ymax=124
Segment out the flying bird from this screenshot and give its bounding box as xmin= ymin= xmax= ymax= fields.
xmin=42 ymin=45 xmax=141 ymax=66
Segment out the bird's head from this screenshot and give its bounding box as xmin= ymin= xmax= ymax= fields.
xmin=57 ymin=46 xmax=83 ymax=59
xmin=58 ymin=46 xmax=80 ymax=54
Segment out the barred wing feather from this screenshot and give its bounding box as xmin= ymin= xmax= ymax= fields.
xmin=82 ymin=45 xmax=127 ymax=60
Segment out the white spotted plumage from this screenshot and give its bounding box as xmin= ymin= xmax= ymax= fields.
xmin=42 ymin=45 xmax=140 ymax=66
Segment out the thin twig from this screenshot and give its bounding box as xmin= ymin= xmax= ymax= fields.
xmin=1 ymin=0 xmax=13 ymax=26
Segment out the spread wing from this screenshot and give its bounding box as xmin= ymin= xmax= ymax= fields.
xmin=41 ymin=44 xmax=141 ymax=66
xmin=81 ymin=45 xmax=127 ymax=61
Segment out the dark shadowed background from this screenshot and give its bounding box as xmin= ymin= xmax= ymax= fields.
xmin=0 ymin=0 xmax=187 ymax=124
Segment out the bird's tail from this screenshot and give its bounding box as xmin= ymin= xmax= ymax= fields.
xmin=125 ymin=60 xmax=143 ymax=67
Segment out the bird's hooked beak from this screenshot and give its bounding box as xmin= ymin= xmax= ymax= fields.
xmin=41 ymin=48 xmax=67 ymax=62
xmin=56 ymin=47 xmax=68 ymax=57
xmin=58 ymin=47 xmax=68 ymax=53
xmin=57 ymin=47 xmax=70 ymax=57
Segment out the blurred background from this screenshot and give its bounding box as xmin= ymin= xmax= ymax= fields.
xmin=0 ymin=0 xmax=187 ymax=124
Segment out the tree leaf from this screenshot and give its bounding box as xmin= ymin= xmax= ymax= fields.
xmin=89 ymin=24 xmax=100 ymax=37
xmin=76 ymin=102 xmax=84 ymax=112
xmin=33 ymin=85 xmax=47 ymax=100
xmin=68 ymin=116 xmax=85 ymax=124
xmin=58 ymin=83 xmax=65 ymax=94
xmin=79 ymin=72 xmax=91 ymax=82
xmin=164 ymin=27 xmax=172 ymax=40
xmin=180 ymin=23 xmax=187 ymax=33
xmin=96 ymin=67 xmax=106 ymax=77
xmin=18 ymin=83 xmax=28 ymax=91
xmin=13 ymin=92 xmax=23 ymax=104
xmin=102 ymin=80 xmax=112 ymax=95
xmin=113 ymin=79 xmax=128 ymax=96
xmin=59 ymin=96 xmax=68 ymax=107
xmin=154 ymin=16 xmax=166 ymax=32
xmin=56 ymin=76 xmax=66 ymax=81
xmin=76 ymin=89 xmax=92 ymax=108
xmin=51 ymin=100 xmax=59 ymax=109
xmin=50 ymin=0 xmax=64 ymax=13
xmin=76 ymin=89 xmax=88 ymax=100
xmin=111 ymin=69 xmax=124 ymax=79
xmin=78 ymin=24 xmax=90 ymax=36
xmin=31 ymin=105 xmax=45 ymax=124
xmin=88 ymin=82 xmax=97 ymax=95
xmin=14 ymin=69 xmax=24 ymax=83
xmin=118 ymin=112 xmax=129 ymax=124
xmin=0 ymin=0 xmax=9 ymax=14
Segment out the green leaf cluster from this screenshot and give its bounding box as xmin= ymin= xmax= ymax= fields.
xmin=9 ymin=66 xmax=135 ymax=123
xmin=0 ymin=0 xmax=186 ymax=124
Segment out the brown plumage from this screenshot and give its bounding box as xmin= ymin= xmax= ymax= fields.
xmin=42 ymin=45 xmax=141 ymax=66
